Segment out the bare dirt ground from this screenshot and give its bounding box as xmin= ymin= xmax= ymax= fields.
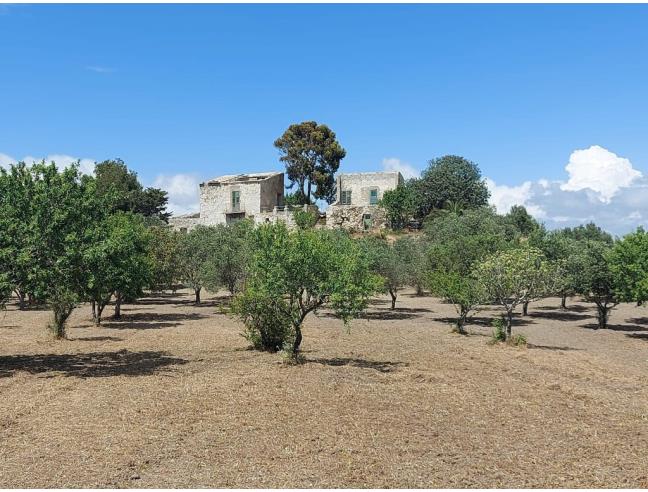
xmin=0 ymin=290 xmax=647 ymax=488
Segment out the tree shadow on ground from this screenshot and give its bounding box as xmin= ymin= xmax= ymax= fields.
xmin=626 ymin=333 xmax=648 ymax=341
xmin=626 ymin=317 xmax=648 ymax=325
xmin=536 ymin=304 xmax=590 ymax=313
xmin=134 ymin=296 xmax=229 ymax=308
xmin=101 ymin=312 xmax=208 ymax=330
xmin=71 ymin=336 xmax=124 ymax=342
xmin=0 ymin=349 xmax=188 ymax=378
xmin=582 ymin=323 xmax=648 ymax=332
xmin=318 ymin=309 xmax=424 ymax=321
xmin=530 ymin=311 xmax=592 ymax=322
xmin=528 ymin=344 xmax=581 ymax=351
xmin=435 ymin=316 xmax=536 ymax=327
xmin=308 ymin=357 xmax=406 ymax=373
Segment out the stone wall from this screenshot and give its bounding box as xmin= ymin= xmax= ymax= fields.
xmin=168 ymin=213 xmax=202 ymax=232
xmin=326 ymin=205 xmax=387 ymax=232
xmin=333 ymin=171 xmax=403 ymax=207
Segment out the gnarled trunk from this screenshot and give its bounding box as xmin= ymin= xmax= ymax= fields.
xmin=595 ymin=303 xmax=609 ymax=330
xmin=194 ymin=287 xmax=201 ymax=304
xmin=522 ymin=301 xmax=529 ymax=317
xmin=50 ymin=305 xmax=73 ymax=339
xmin=389 ymin=288 xmax=397 ymax=310
xmin=15 ymin=289 xmax=26 ymax=310
xmin=505 ymin=311 xmax=513 ymax=340
xmin=561 ymin=294 xmax=567 ymax=310
xmin=114 ymin=292 xmax=122 ymax=319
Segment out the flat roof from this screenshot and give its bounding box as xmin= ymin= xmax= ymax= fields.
xmin=202 ymin=171 xmax=283 ymax=186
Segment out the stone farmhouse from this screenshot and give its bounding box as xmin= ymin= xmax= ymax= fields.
xmin=169 ymin=170 xmax=403 ymax=232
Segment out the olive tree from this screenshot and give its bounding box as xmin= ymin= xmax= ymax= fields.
xmin=360 ymin=237 xmax=409 ymax=309
xmin=427 ymin=270 xmax=484 ymax=334
xmin=608 ymin=227 xmax=648 ymax=306
xmin=177 ymin=226 xmax=219 ymax=303
xmin=474 ymin=247 xmax=559 ymax=340
xmin=232 ymin=223 xmax=380 ymax=355
xmin=571 ymin=240 xmax=619 ymax=329
xmin=148 ymin=226 xmax=182 ymax=293
xmin=202 ymin=220 xmax=253 ymax=296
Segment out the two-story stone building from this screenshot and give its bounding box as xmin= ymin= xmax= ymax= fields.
xmin=326 ymin=171 xmax=404 ymax=231
xmin=169 ymin=170 xmax=403 ymax=232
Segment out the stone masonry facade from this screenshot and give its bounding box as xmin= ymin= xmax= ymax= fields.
xmin=169 ymin=170 xmax=403 ymax=232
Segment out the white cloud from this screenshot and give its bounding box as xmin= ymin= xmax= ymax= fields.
xmin=561 ymin=145 xmax=641 ymax=202
xmin=382 ymin=157 xmax=419 ymax=180
xmin=486 ymin=146 xmax=648 ymax=236
xmin=153 ymin=173 xmax=200 ymax=216
xmin=485 ymin=178 xmax=546 ymax=218
xmin=0 ymin=152 xmax=96 ymax=174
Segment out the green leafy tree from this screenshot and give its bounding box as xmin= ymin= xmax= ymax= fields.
xmin=274 ymin=121 xmax=346 ymax=204
xmin=360 ymin=237 xmax=409 ymax=309
xmin=148 ymin=226 xmax=182 ymax=293
xmin=427 ymin=271 xmax=484 ymax=334
xmin=177 ymin=225 xmax=218 ymax=303
xmin=1 ymin=162 xmax=103 ymax=338
xmin=609 ymin=227 xmax=648 ymax=305
xmin=475 ymin=247 xmax=558 ymax=340
xmin=95 ymin=159 xmax=170 ymax=222
xmin=572 ymin=240 xmax=618 ymax=329
xmin=203 ymin=220 xmax=253 ymax=296
xmin=292 ymin=208 xmax=319 ymax=230
xmin=505 ymin=205 xmax=540 ymax=236
xmin=84 ymin=212 xmax=153 ymax=325
xmin=379 ymin=182 xmax=417 ymax=230
xmin=232 ymin=224 xmax=380 ymax=355
xmin=412 ymin=155 xmax=490 ymax=219
xmin=0 ymin=162 xmax=40 ymax=309
xmin=561 ymin=222 xmax=613 ymax=245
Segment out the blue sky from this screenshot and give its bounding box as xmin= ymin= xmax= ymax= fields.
xmin=2 ymin=4 xmax=648 ymax=234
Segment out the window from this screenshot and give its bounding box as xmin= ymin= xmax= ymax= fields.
xmin=369 ymin=188 xmax=378 ymax=205
xmin=231 ymin=190 xmax=241 ymax=211
xmin=341 ymin=190 xmax=352 ymax=205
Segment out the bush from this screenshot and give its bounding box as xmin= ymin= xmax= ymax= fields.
xmin=293 ymin=209 xmax=319 ymax=230
xmin=231 ymin=288 xmax=294 ymax=352
xmin=508 ymin=333 xmax=528 ymax=347
xmin=490 ymin=316 xmax=507 ymax=343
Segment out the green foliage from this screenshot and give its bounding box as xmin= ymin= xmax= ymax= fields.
xmin=428 ymin=270 xmax=484 ymax=334
xmin=177 ymin=225 xmax=219 ymax=303
xmin=0 ymin=161 xmax=104 ymax=337
xmin=411 ymin=155 xmax=490 ymax=219
xmin=274 ymin=121 xmax=346 ymax=204
xmin=359 ymin=236 xmax=410 ymax=309
xmin=608 ymin=227 xmax=648 ymax=305
xmin=490 ymin=316 xmax=507 ymax=343
xmin=379 ymin=182 xmax=417 ymax=230
xmin=83 ymin=212 xmax=153 ymax=324
xmin=231 ymin=223 xmax=381 ymax=354
xmin=148 ymin=226 xmax=182 ymax=292
xmin=293 ymin=209 xmax=319 ymax=230
xmin=202 ymin=220 xmax=253 ymax=295
xmin=425 ymin=207 xmax=518 ymax=275
xmin=475 ymin=247 xmax=558 ymax=340
xmin=232 ymin=288 xmax=294 ymax=351
xmin=561 ymin=222 xmax=614 ymax=245
xmin=505 ymin=205 xmax=539 ymax=236
xmin=509 ymin=333 xmax=528 ymax=347
xmin=95 ymin=159 xmax=170 ymax=222
xmin=571 ymin=240 xmax=618 ymax=329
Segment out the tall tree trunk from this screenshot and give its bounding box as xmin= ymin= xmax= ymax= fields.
xmin=91 ymin=300 xmax=97 ymax=324
xmin=292 ymin=325 xmax=303 ymax=354
xmin=195 ymin=287 xmax=201 ymax=304
xmin=15 ymin=290 xmax=26 ymax=310
xmin=389 ymin=288 xmax=397 ymax=310
xmin=114 ymin=292 xmax=122 ymax=319
xmin=307 ymin=179 xmax=312 ymax=205
xmin=596 ymin=303 xmax=609 ymax=330
xmin=505 ymin=311 xmax=513 ymax=340
xmin=522 ymin=301 xmax=529 ymax=316
xmin=561 ymin=294 xmax=567 ymax=310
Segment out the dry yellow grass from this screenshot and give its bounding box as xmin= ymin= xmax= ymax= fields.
xmin=0 ymin=290 xmax=647 ymax=488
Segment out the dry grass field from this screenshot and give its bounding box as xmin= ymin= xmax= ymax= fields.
xmin=0 ymin=289 xmax=647 ymax=488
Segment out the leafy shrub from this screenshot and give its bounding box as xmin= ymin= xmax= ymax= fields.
xmin=508 ymin=333 xmax=528 ymax=347
xmin=490 ymin=316 xmax=507 ymax=343
xmin=293 ymin=209 xmax=319 ymax=230
xmin=231 ymin=288 xmax=294 ymax=351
